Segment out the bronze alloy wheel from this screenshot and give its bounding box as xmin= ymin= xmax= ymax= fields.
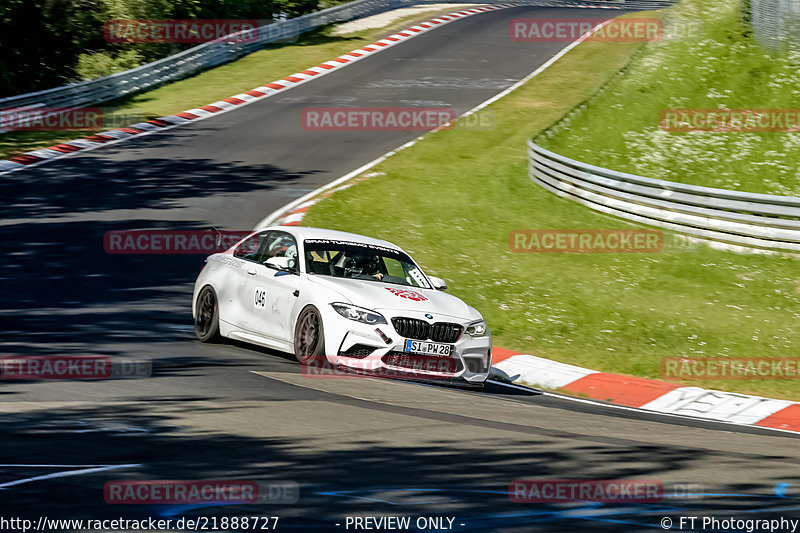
xmin=294 ymin=306 xmax=325 ymax=363
xmin=195 ymin=286 xmax=221 ymax=342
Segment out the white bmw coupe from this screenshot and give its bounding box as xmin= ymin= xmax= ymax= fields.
xmin=192 ymin=227 xmax=491 ymax=384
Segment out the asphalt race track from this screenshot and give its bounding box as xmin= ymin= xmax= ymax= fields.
xmin=1 ymin=6 xmax=799 ymax=532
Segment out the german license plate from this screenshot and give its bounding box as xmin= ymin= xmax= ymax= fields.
xmin=404 ymin=340 xmax=453 ymax=356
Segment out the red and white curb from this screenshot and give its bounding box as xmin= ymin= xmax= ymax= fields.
xmin=269 ymin=173 xmax=375 ymax=227
xmin=253 ymin=14 xmax=800 ymax=439
xmin=492 ymin=348 xmax=800 ymax=434
xmin=0 ymin=5 xmax=510 ymax=176
xmin=248 ymin=9 xmax=795 ymax=437
xmin=259 ymin=14 xmax=625 ymax=229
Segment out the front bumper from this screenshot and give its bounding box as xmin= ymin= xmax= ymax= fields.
xmin=323 ymin=309 xmax=491 ymax=384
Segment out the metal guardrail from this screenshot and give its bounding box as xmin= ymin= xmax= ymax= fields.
xmin=528 ymin=140 xmax=800 ymax=251
xmin=749 ymin=0 xmax=800 ymax=53
xmin=0 ymin=0 xmax=401 ymax=111
xmin=0 ymin=0 xmax=672 ymax=111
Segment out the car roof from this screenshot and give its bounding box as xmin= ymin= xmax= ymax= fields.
xmin=267 ymin=226 xmax=402 ymax=251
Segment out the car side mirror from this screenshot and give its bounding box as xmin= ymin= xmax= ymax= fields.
xmin=265 ymin=256 xmax=297 ymax=274
xmin=429 ymin=276 xmax=447 ymax=291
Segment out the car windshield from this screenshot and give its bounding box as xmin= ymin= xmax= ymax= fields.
xmin=304 ymin=239 xmax=431 ymax=289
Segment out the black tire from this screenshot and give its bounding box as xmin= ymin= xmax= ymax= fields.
xmin=293 ymin=305 xmax=326 ymax=364
xmin=195 ymin=286 xmax=221 ymax=342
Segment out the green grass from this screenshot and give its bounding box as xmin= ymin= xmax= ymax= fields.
xmin=537 ymin=0 xmax=800 ymax=196
xmin=303 ymin=10 xmax=800 ymax=401
xmin=0 ymin=6 xmax=463 ymax=159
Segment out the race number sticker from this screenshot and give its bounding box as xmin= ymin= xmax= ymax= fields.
xmin=385 ymin=287 xmax=428 ymax=302
xmin=254 ymin=287 xmax=267 ymax=309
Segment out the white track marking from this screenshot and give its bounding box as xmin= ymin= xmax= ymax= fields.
xmin=0 ymin=464 xmax=130 ymax=467
xmin=0 ymin=464 xmax=140 ymax=489
xmin=258 ymin=18 xmax=616 ymax=227
xmin=0 ymin=6 xmax=506 ymax=176
xmin=256 ymin=136 xmax=424 ymax=229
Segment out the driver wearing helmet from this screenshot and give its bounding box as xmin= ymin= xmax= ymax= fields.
xmin=264 ymin=235 xmax=298 ymax=270
xmin=267 ymin=235 xmax=294 ymax=259
xmin=284 ymin=244 xmax=298 ymax=270
xmin=344 ymin=252 xmax=384 ymax=281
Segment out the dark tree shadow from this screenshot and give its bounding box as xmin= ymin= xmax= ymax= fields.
xmin=0 ymin=400 xmax=797 ymax=532
xmin=0 ymin=155 xmax=314 ymax=351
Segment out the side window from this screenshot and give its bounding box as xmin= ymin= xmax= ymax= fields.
xmin=306 ymin=249 xmax=338 ymax=275
xmin=262 ymin=231 xmax=299 ymax=271
xmin=382 ymin=257 xmax=406 ymax=278
xmin=233 ymin=232 xmax=266 ymax=261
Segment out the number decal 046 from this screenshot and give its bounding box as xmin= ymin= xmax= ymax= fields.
xmin=254 ymin=287 xmax=267 ymax=309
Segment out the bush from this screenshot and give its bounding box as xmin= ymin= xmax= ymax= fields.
xmin=75 ymin=50 xmax=145 ymax=80
xmin=0 ymin=0 xmax=326 ymax=97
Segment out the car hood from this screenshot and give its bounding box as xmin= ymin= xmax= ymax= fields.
xmin=305 ymin=275 xmax=480 ymax=321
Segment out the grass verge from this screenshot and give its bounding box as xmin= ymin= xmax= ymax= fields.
xmin=302 ymin=10 xmax=800 ymax=401
xmin=0 ymin=6 xmax=466 ymax=160
xmin=537 ymin=0 xmax=800 ymax=196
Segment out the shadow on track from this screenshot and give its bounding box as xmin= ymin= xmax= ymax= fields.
xmin=0 ymin=400 xmax=797 ymax=531
xmin=0 ymin=157 xmax=315 ymax=353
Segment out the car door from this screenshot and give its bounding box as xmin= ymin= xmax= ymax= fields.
xmin=239 ymin=231 xmax=301 ymax=342
xmin=227 ymin=231 xmax=269 ymax=332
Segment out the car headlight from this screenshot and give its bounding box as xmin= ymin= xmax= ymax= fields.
xmin=331 ymin=303 xmax=387 ymax=325
xmin=466 ymin=320 xmax=489 ymax=337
